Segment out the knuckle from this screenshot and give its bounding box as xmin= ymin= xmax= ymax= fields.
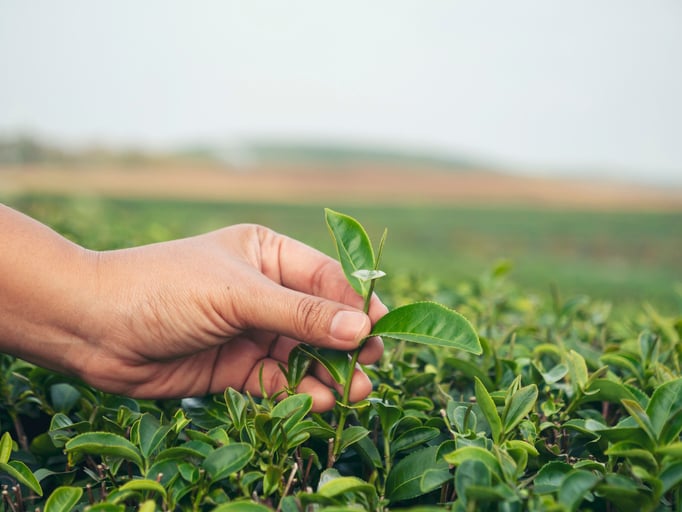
xmin=294 ymin=296 xmax=327 ymax=340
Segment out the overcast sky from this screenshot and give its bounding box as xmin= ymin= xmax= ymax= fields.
xmin=1 ymin=1 xmax=681 ymax=184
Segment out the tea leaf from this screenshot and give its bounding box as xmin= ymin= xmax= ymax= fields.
xmin=371 ymin=302 xmax=481 ymax=353
xmin=117 ymin=479 xmax=167 ymax=499
xmin=455 ymin=459 xmax=491 ymax=506
xmin=202 ymin=443 xmax=254 ymax=482
xmin=621 ymin=399 xmax=657 ymax=443
xmin=325 ymin=208 xmax=375 ymax=296
xmin=0 ymin=460 xmax=43 ymax=496
xmin=391 ymin=426 xmax=440 ymax=455
xmin=339 ymin=426 xmax=370 ymax=452
xmin=443 ymin=446 xmax=502 ymax=479
xmin=502 ymin=384 xmax=538 ymax=435
xmin=660 ymin=461 xmax=682 ymax=495
xmin=533 ymin=461 xmax=573 ymax=494
xmin=212 ymin=503 xmax=273 ymax=512
xmin=44 ymin=486 xmax=83 ymax=512
xmin=0 ymin=432 xmax=12 ymax=464
xmin=65 ymin=432 xmax=144 ymax=471
xmin=646 ymin=377 xmax=682 ymax=440
xmin=474 ymin=377 xmax=502 ymax=444
xmin=557 ymin=469 xmax=600 ymax=512
xmin=385 ymin=445 xmax=449 ymax=503
xmin=297 ymin=346 xmax=351 ymax=385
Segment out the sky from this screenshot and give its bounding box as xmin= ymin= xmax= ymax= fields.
xmin=1 ymin=1 xmax=681 ymax=185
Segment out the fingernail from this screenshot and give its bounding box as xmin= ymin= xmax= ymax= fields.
xmin=330 ymin=310 xmax=368 ymax=344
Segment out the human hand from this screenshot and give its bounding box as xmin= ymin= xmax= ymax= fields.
xmin=74 ymin=224 xmax=386 ymax=412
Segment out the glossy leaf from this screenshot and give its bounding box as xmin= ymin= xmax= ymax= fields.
xmin=475 ymin=377 xmax=502 ymax=443
xmin=502 ymin=383 xmax=538 ymax=435
xmin=455 ymin=459 xmax=491 ymax=506
xmin=202 ymin=443 xmax=254 ymax=482
xmin=660 ymin=460 xmax=682 ymax=494
xmin=646 ymin=378 xmax=682 ymax=439
xmin=391 ymin=426 xmax=440 ymax=454
xmin=385 ymin=445 xmax=449 ymax=503
xmin=65 ymin=432 xmax=144 ymax=470
xmin=325 ymin=208 xmax=375 ymax=296
xmin=558 ymin=470 xmax=599 ymax=512
xmin=371 ymin=302 xmax=481 ymax=353
xmin=444 ymin=446 xmax=502 ymax=479
xmin=117 ymin=479 xmax=167 ymax=499
xmin=0 ymin=432 xmax=12 ymax=464
xmin=211 ymin=503 xmax=272 ymax=512
xmin=297 ymin=345 xmax=351 ymax=385
xmin=44 ymin=486 xmax=83 ymax=512
xmin=339 ymin=426 xmax=370 ymax=452
xmin=317 ymin=475 xmax=376 ymax=499
xmin=533 ymin=461 xmax=573 ymax=494
xmin=0 ymin=460 xmax=43 ymax=496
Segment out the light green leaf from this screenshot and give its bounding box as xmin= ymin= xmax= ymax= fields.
xmin=646 ymin=378 xmax=682 ymax=439
xmin=621 ymin=399 xmax=657 ymax=443
xmin=371 ymin=302 xmax=481 ymax=353
xmin=44 ymin=486 xmax=83 ymax=512
xmin=0 ymin=460 xmax=43 ymax=496
xmin=566 ymin=350 xmax=589 ymax=393
xmin=65 ymin=432 xmax=144 ymax=471
xmin=117 ymin=479 xmax=167 ymax=499
xmin=317 ymin=476 xmax=375 ymax=499
xmin=202 ymin=443 xmax=254 ymax=482
xmin=211 ymin=503 xmax=272 ymax=512
xmin=475 ymin=377 xmax=502 ymax=443
xmin=0 ymin=432 xmax=12 ymax=464
xmin=351 ymin=269 xmax=386 ymax=282
xmin=325 ymin=208 xmax=375 ymax=296
xmin=443 ymin=446 xmax=502 ymax=480
xmin=502 ymin=384 xmax=538 ymax=435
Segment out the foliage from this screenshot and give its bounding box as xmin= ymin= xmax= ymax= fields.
xmin=0 ymin=206 xmax=681 ymax=511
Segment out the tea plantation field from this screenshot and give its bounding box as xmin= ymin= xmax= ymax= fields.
xmin=0 ymin=194 xmax=681 ymax=511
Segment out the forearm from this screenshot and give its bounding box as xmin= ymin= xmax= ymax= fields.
xmin=0 ymin=204 xmax=96 ymax=376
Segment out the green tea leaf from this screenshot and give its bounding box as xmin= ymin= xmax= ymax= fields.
xmin=0 ymin=432 xmax=12 ymax=464
xmin=566 ymin=350 xmax=589 ymax=394
xmin=65 ymin=432 xmax=144 ymax=471
xmin=339 ymin=426 xmax=370 ymax=452
xmin=621 ymin=399 xmax=657 ymax=443
xmin=443 ymin=446 xmax=502 ymax=480
xmin=660 ymin=460 xmax=682 ymax=494
xmin=0 ymin=460 xmax=43 ymax=496
xmin=557 ymin=469 xmax=600 ymax=512
xmin=317 ymin=476 xmax=375 ymax=499
xmin=211 ymin=503 xmax=272 ymax=512
xmin=44 ymin=486 xmax=83 ymax=512
xmin=202 ymin=443 xmax=254 ymax=482
xmin=391 ymin=426 xmax=440 ymax=455
xmin=297 ymin=346 xmax=351 ymax=385
xmin=474 ymin=377 xmax=502 ymax=443
xmin=646 ymin=378 xmax=682 ymax=440
xmin=455 ymin=459 xmax=491 ymax=506
xmin=117 ymin=479 xmax=167 ymax=499
xmin=325 ymin=208 xmax=375 ymax=296
xmin=385 ymin=445 xmax=449 ymax=503
xmin=533 ymin=461 xmax=573 ymax=494
xmin=502 ymin=384 xmax=538 ymax=435
xmin=371 ymin=302 xmax=481 ymax=353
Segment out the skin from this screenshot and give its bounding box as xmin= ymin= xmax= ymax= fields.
xmin=0 ymin=204 xmax=386 ymax=412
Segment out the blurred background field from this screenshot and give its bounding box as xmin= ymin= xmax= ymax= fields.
xmin=2 ymin=2 xmax=681 ymax=315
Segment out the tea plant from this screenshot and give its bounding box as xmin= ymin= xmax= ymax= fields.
xmin=0 ymin=208 xmax=681 ymax=511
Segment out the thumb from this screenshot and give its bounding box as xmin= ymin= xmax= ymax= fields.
xmin=235 ymin=280 xmax=371 ymax=349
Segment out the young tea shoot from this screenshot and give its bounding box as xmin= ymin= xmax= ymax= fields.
xmin=306 ymin=208 xmax=482 ymax=461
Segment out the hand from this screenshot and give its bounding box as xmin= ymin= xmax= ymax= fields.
xmin=0 ymin=206 xmax=386 ymax=413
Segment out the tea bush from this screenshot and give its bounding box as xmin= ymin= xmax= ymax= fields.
xmin=1 ymin=210 xmax=681 ymax=511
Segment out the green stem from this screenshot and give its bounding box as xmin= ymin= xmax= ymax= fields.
xmin=333 ymin=277 xmax=377 ymax=460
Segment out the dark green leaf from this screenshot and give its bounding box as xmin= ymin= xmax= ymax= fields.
xmin=371 ymin=302 xmax=481 ymax=353
xmin=202 ymin=443 xmax=254 ymax=482
xmin=660 ymin=461 xmax=682 ymax=494
xmin=339 ymin=426 xmax=370 ymax=452
xmin=391 ymin=427 xmax=440 ymax=455
xmin=325 ymin=208 xmax=375 ymax=297
xmin=385 ymin=445 xmax=449 ymax=503
xmin=49 ymin=383 xmax=81 ymax=413
xmin=297 ymin=346 xmax=351 ymax=385
xmin=557 ymin=470 xmax=599 ymax=512
xmin=455 ymin=459 xmax=491 ymax=506
xmin=533 ymin=461 xmax=573 ymax=494
xmin=374 ymin=401 xmax=403 ymax=440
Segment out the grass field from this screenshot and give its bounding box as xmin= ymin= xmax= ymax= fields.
xmin=4 ymin=194 xmax=681 ymax=314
